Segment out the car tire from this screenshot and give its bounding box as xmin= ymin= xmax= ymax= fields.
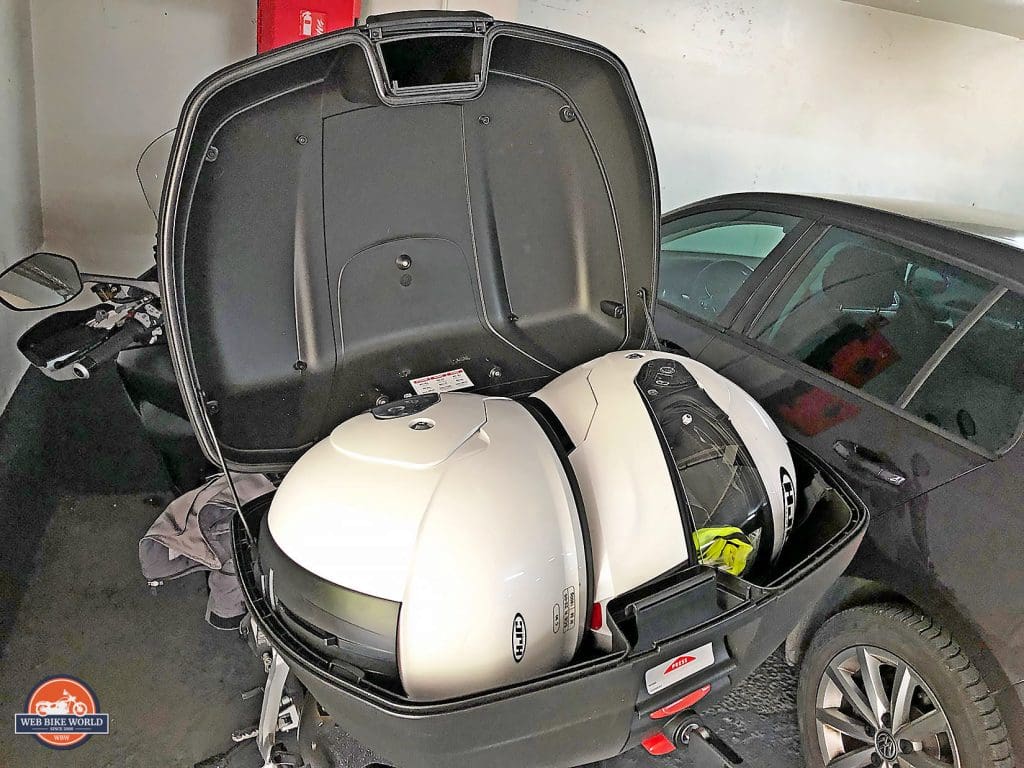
xmin=797 ymin=603 xmax=1015 ymax=768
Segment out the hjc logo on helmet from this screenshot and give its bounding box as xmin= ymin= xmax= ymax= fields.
xmin=780 ymin=467 xmax=796 ymax=536
xmin=512 ymin=613 xmax=527 ymax=663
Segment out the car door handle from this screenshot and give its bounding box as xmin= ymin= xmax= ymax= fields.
xmin=832 ymin=440 xmax=907 ymax=487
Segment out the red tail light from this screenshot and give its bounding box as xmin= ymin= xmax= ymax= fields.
xmin=640 ymin=732 xmax=675 ymax=756
xmin=590 ymin=602 xmax=603 ymax=630
xmin=650 ymin=684 xmax=712 ymax=719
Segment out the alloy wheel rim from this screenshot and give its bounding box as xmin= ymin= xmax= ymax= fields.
xmin=814 ymin=644 xmax=960 ymax=768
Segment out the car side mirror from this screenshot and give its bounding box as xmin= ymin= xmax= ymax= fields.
xmin=0 ymin=252 xmax=84 ymax=311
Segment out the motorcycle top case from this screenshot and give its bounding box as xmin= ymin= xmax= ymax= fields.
xmin=159 ymin=10 xmax=658 ymax=474
xmin=158 ymin=11 xmax=868 ymax=767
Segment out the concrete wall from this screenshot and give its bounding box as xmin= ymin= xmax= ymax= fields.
xmin=366 ymin=0 xmax=1024 ymax=215
xmin=9 ymin=0 xmax=1022 ymax=409
xmin=0 ymin=0 xmax=43 ymax=411
xmin=0 ymin=1 xmax=254 ymax=412
xmin=29 ymin=0 xmax=257 ymax=277
xmin=517 ymin=0 xmax=1024 ymax=212
xmin=846 ymin=0 xmax=1024 ymax=39
xmin=30 ymin=0 xmax=1024 ymax=279
xmin=363 ymin=0 xmax=519 ymax=18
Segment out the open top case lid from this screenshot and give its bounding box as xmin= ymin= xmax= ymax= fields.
xmin=159 ymin=11 xmax=659 ymax=472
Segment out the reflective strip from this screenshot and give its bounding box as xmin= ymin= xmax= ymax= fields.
xmin=650 ymin=684 xmax=712 ymax=719
xmin=641 ymin=732 xmax=676 ymax=756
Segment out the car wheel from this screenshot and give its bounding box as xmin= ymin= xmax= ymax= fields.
xmin=797 ymin=603 xmax=1015 ymax=768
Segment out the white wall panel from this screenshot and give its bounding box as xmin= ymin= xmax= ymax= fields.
xmin=0 ymin=0 xmax=43 ymax=411
xmin=518 ymin=0 xmax=1024 ymax=213
xmin=29 ymin=0 xmax=257 ymax=277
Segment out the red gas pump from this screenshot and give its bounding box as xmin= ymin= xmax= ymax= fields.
xmin=257 ymin=1 xmax=361 ymax=53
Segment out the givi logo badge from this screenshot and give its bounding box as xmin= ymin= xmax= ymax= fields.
xmin=645 ymin=642 xmax=715 ymax=694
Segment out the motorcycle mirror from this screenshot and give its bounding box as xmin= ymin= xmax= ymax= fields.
xmin=0 ymin=252 xmax=84 ymax=311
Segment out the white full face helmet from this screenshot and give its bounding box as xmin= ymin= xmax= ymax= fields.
xmin=534 ymin=350 xmax=797 ymax=649
xmin=261 ymin=351 xmax=795 ymax=699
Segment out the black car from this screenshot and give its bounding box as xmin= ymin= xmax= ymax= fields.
xmin=2 ymin=12 xmax=1017 ymax=764
xmin=655 ymin=193 xmax=1023 ymax=768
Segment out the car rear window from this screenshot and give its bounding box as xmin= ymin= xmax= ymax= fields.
xmin=659 ymin=209 xmax=801 ymax=323
xmin=750 ymin=226 xmax=995 ymax=407
xmin=662 ymin=221 xmax=789 ymax=257
xmin=904 ymin=290 xmax=1024 ymax=453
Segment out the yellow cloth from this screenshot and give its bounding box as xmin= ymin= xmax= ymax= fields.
xmin=694 ymin=526 xmax=754 ymax=576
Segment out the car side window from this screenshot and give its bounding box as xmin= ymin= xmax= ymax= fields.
xmin=748 ymin=226 xmax=997 ymax=407
xmin=659 ymin=209 xmax=802 ymax=323
xmin=905 ymin=290 xmax=1024 ymax=452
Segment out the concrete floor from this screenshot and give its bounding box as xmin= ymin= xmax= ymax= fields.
xmin=0 ymin=368 xmax=264 ymax=767
xmin=0 ymin=366 xmax=802 ymax=767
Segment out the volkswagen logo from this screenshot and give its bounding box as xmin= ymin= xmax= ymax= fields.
xmin=875 ymin=730 xmax=898 ymax=762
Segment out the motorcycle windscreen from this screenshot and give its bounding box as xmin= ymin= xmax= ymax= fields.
xmin=158 ymin=12 xmax=659 ymax=472
xmin=137 ymin=130 xmax=175 ymax=221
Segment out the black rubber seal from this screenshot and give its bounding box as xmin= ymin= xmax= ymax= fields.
xmin=522 ymin=396 xmax=594 ymax=651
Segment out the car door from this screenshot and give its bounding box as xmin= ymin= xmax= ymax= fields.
xmin=690 ymin=217 xmax=996 ymax=515
xmin=655 ymin=205 xmax=815 ymax=356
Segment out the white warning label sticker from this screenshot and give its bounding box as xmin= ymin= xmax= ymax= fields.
xmin=409 ymin=368 xmax=474 ymax=395
xmin=644 ymin=642 xmax=715 ymax=694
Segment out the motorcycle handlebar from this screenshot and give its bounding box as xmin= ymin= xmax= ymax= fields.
xmin=71 ymin=318 xmax=147 ymax=379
